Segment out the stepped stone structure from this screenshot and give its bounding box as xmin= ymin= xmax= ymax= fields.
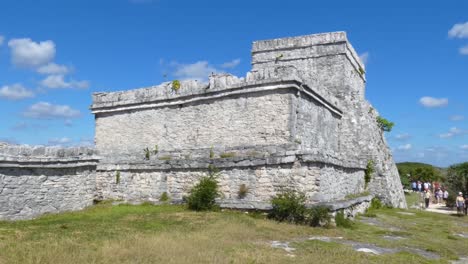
xmin=0 ymin=32 xmax=406 ymax=220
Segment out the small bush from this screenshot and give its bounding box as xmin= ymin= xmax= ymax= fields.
xmin=369 ymin=197 xmax=383 ymax=210
xmin=160 ymin=192 xmax=169 ymax=202
xmin=172 ymin=80 xmax=181 ymax=92
xmin=238 ymin=184 xmax=249 ymax=199
xmin=364 ymin=160 xmax=375 ymax=189
xmin=186 ymin=165 xmax=220 ymax=211
xmin=268 ymin=189 xmax=307 ymax=224
xmin=376 ymin=116 xmax=394 ymax=132
xmin=335 ymin=211 xmax=353 ymax=228
xmin=308 ymin=206 xmax=331 ymax=227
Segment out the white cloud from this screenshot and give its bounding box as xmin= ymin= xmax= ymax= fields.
xmin=64 ymin=119 xmax=73 ymax=127
xmin=40 ymin=75 xmax=89 ymax=89
xmin=23 ymin=102 xmax=81 ymax=119
xmin=0 ymin=84 xmax=35 ymax=100
xmin=450 ymin=115 xmax=464 ymax=121
xmin=37 ymin=63 xmax=70 ymax=75
xmin=359 ymin=52 xmax=369 ymax=65
xmin=419 ymin=96 xmax=448 ymax=108
xmin=448 ymin=22 xmax=468 ymax=38
xmin=173 ymin=61 xmax=218 ymax=81
xmin=48 ymin=137 xmax=72 ymax=145
xmin=0 ymin=35 xmax=4 ymax=46
xmin=461 ymin=145 xmax=468 ymax=150
xmin=439 ymin=127 xmax=465 ymax=138
xmin=397 ymin=144 xmax=412 ymax=150
xmin=221 ymin=58 xmax=241 ymax=69
xmin=459 ymin=44 xmax=468 ymax=55
xmin=394 ymin=133 xmax=411 ymax=140
xmin=8 ymin=38 xmax=55 ymax=68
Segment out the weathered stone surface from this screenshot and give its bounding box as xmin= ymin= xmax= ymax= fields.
xmin=0 ymin=31 xmax=406 ymax=220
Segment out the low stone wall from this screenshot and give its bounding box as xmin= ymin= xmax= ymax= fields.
xmin=0 ymin=145 xmax=98 ymax=220
xmin=95 ymin=155 xmax=366 ymax=208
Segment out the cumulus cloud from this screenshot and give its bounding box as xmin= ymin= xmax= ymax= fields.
xmin=397 ymin=144 xmax=412 ymax=150
xmin=8 ymin=38 xmax=55 ymax=68
xmin=0 ymin=35 xmax=4 ymax=46
xmin=221 ymin=58 xmax=241 ymax=69
xmin=23 ymin=102 xmax=81 ymax=119
xmin=359 ymin=52 xmax=369 ymax=65
xmin=450 ymin=115 xmax=464 ymax=121
xmin=394 ymin=133 xmax=411 ymax=141
xmin=0 ymin=84 xmax=35 ymax=100
xmin=419 ymin=96 xmax=448 ymax=108
xmin=37 ymin=63 xmax=70 ymax=75
xmin=173 ymin=61 xmax=218 ymax=81
xmin=439 ymin=127 xmax=465 ymax=138
xmin=459 ymin=44 xmax=468 ymax=55
xmin=48 ymin=137 xmax=72 ymax=145
xmin=40 ymin=75 xmax=89 ymax=89
xmin=449 ymin=22 xmax=468 ymax=38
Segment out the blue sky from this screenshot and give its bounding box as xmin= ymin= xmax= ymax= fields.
xmin=0 ymin=0 xmax=467 ymax=167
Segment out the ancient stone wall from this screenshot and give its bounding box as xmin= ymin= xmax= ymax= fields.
xmin=0 ymin=145 xmax=98 ymax=220
xmin=0 ymin=32 xmax=406 ymax=221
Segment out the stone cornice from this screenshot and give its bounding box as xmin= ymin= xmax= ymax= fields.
xmin=91 ymin=78 xmax=343 ymax=117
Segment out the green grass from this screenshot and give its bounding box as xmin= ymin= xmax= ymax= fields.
xmin=0 ymin=197 xmax=467 ymax=264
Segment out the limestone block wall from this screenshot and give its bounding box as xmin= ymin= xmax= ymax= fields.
xmin=94 ymin=90 xmax=294 ymax=160
xmin=0 ymin=145 xmax=98 ymax=220
xmin=95 ymin=160 xmax=364 ymax=208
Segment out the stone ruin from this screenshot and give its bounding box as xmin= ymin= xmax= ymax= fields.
xmin=0 ymin=32 xmax=406 ymax=220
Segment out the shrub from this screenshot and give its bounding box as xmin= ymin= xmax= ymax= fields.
xmin=172 ymin=80 xmax=181 ymax=92
xmin=369 ymin=197 xmax=383 ymax=210
xmin=335 ymin=210 xmax=353 ymax=228
xmin=186 ymin=165 xmax=220 ymax=211
xmin=376 ymin=116 xmax=394 ymax=132
xmin=160 ymin=192 xmax=169 ymax=202
xmin=238 ymin=184 xmax=249 ymax=199
xmin=308 ymin=206 xmax=331 ymax=227
xmin=364 ymin=160 xmax=375 ymax=189
xmin=268 ymin=189 xmax=307 ymax=224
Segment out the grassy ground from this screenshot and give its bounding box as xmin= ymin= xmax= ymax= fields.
xmin=0 ymin=194 xmax=467 ymax=264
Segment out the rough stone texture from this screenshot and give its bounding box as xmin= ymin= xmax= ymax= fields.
xmin=95 ymin=161 xmax=363 ymax=206
xmin=0 ymin=32 xmax=407 ymax=220
xmin=0 ymin=144 xmax=98 ymax=220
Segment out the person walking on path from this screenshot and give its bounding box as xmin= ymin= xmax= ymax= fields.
xmin=456 ymin=192 xmax=465 ymax=216
xmin=465 ymin=195 xmax=468 ymax=216
xmin=424 ymin=189 xmax=432 ymax=209
xmin=443 ymin=189 xmax=449 ymax=203
xmin=437 ymin=189 xmax=443 ymax=205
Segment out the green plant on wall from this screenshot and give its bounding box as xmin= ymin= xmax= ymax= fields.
xmin=144 ymin=147 xmax=151 ymax=160
xmin=358 ymin=67 xmax=365 ymax=76
xmin=153 ymin=145 xmax=159 ymax=155
xmin=209 ymin=146 xmax=215 ymax=159
xmin=115 ymin=171 xmax=121 ymax=184
xmin=365 ymin=160 xmax=375 ymax=189
xmin=172 ymin=80 xmax=181 ymax=92
xmin=275 ymin=54 xmax=283 ymax=62
xmin=376 ymin=116 xmax=394 ymax=132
